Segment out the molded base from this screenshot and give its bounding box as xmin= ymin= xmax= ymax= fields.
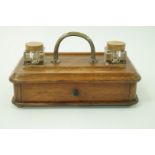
xmin=12 ymin=96 xmax=138 ymax=108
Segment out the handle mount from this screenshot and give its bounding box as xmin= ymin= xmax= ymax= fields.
xmin=52 ymin=32 xmax=97 ymax=64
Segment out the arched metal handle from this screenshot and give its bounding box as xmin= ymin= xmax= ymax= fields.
xmin=52 ymin=32 xmax=97 ymax=63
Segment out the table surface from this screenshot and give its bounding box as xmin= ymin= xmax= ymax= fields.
xmin=0 ymin=26 xmax=155 ymax=128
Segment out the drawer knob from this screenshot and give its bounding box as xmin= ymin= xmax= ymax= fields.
xmin=72 ymin=89 xmax=80 ymax=96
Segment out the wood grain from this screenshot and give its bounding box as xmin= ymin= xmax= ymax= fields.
xmin=10 ymin=52 xmax=141 ymax=107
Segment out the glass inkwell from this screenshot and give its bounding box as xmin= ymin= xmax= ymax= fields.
xmin=105 ymin=41 xmax=127 ymax=64
xmin=24 ymin=42 xmax=44 ymax=65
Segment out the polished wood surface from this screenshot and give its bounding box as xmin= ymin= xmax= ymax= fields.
xmin=10 ymin=52 xmax=141 ymax=107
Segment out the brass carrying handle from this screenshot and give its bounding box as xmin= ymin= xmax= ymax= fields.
xmin=52 ymin=32 xmax=97 ymax=63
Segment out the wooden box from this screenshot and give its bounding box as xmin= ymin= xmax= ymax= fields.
xmin=9 ymin=32 xmax=141 ymax=107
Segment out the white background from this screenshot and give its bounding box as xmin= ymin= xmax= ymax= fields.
xmin=0 ymin=0 xmax=155 ymax=154
xmin=0 ymin=26 xmax=155 ymax=128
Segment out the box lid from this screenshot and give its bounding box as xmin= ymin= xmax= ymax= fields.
xmin=10 ymin=52 xmax=141 ymax=83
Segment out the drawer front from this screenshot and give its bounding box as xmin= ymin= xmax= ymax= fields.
xmin=19 ymin=82 xmax=130 ymax=103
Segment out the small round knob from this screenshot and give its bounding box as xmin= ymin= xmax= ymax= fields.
xmin=72 ymin=89 xmax=80 ymax=97
xmin=107 ymin=41 xmax=125 ymax=51
xmin=25 ymin=42 xmax=44 ymax=52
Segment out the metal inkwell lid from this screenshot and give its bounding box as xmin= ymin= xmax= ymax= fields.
xmin=107 ymin=41 xmax=125 ymax=51
xmin=25 ymin=42 xmax=44 ymax=52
